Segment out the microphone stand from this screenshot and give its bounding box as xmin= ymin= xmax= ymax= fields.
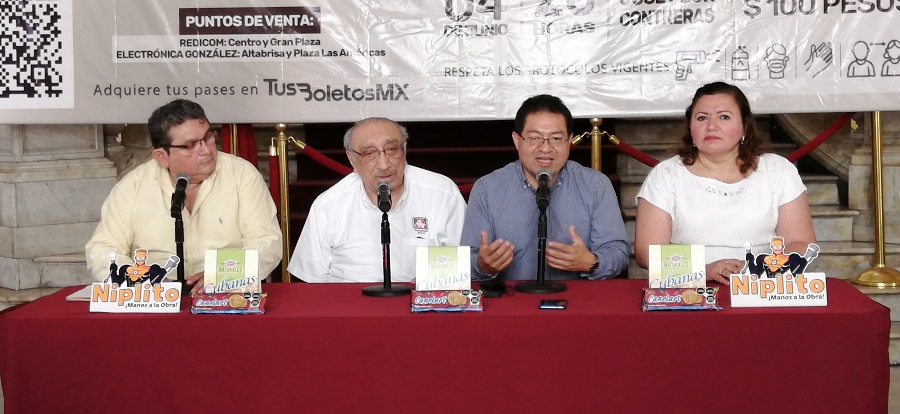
xmin=171 ymin=203 xmax=189 ymax=296
xmin=516 ymin=203 xmax=567 ymax=294
xmin=363 ymin=212 xmax=411 ymax=297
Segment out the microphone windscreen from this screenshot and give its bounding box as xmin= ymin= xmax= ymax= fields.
xmin=536 ymin=169 xmax=551 ymax=209
xmin=377 ymin=180 xmax=392 ymax=212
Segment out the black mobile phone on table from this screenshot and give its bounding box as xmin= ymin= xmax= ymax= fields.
xmin=538 ymin=299 xmax=568 ymax=310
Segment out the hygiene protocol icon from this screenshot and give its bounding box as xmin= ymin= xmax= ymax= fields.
xmin=732 ymin=46 xmax=749 ymax=80
xmin=765 ymin=43 xmax=789 ymax=79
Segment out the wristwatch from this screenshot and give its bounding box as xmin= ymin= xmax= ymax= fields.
xmin=588 ymin=257 xmax=600 ymax=273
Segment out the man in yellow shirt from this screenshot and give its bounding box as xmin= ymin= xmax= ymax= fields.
xmin=85 ymin=99 xmax=282 ymax=292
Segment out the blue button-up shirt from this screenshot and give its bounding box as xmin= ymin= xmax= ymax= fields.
xmin=461 ymin=160 xmax=630 ymax=280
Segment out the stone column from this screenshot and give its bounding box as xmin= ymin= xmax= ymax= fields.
xmin=0 ymin=125 xmax=117 ymax=289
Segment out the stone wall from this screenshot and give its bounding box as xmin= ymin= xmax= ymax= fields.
xmin=0 ymin=125 xmax=117 ymax=289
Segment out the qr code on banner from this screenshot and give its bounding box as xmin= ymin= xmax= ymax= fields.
xmin=0 ymin=0 xmax=73 ymax=108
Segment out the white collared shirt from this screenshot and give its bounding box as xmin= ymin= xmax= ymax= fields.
xmin=289 ymin=165 xmax=466 ymax=283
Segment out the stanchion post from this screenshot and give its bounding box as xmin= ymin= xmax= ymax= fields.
xmin=852 ymin=111 xmax=900 ymax=287
xmin=271 ymin=124 xmax=293 ymax=283
xmin=590 ymin=118 xmax=602 ymax=171
xmin=228 ymin=123 xmax=239 ymax=156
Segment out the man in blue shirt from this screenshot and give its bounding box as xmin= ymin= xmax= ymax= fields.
xmin=461 ymin=94 xmax=630 ymax=281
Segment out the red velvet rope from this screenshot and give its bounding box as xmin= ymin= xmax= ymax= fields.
xmin=786 ymin=112 xmax=854 ymax=162
xmin=302 ymin=146 xmax=354 ymax=176
xmin=615 ymin=140 xmax=660 ymax=167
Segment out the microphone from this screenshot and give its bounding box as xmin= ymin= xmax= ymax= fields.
xmin=536 ymin=169 xmax=551 ymax=210
xmin=362 ymin=178 xmax=411 ymax=297
xmin=170 ymin=173 xmax=190 ymax=216
xmin=377 ymin=180 xmax=391 ymax=213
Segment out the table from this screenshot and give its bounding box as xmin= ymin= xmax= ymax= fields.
xmin=0 ymin=279 xmax=889 ymax=414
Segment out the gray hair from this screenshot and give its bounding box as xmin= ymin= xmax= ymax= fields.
xmin=342 ymin=117 xmax=409 ymax=150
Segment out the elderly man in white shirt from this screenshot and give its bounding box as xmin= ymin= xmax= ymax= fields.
xmin=288 ymin=118 xmax=466 ymax=283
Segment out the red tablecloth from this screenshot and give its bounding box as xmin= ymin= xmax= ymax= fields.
xmin=0 ymin=279 xmax=889 ymax=414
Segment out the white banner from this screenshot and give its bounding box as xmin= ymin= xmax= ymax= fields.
xmin=1 ymin=0 xmax=898 ymax=124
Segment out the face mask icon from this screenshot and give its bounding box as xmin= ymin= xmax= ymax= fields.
xmin=765 ymin=44 xmax=789 ymax=79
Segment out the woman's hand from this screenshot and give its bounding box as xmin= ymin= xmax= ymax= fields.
xmin=706 ymin=259 xmax=745 ymax=285
xmin=187 ymin=272 xmax=205 ymax=294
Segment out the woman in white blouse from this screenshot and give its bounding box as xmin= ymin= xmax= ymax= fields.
xmin=634 ymin=82 xmax=816 ymax=284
